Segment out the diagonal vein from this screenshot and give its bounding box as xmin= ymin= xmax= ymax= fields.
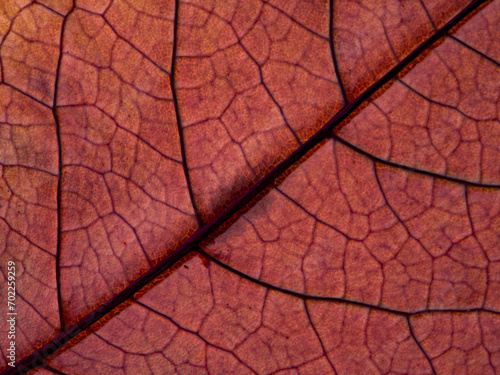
xmin=53 ymin=3 xmax=75 ymax=333
xmin=2 ymin=0 xmax=488 ymax=373
xmin=170 ymin=0 xmax=203 ymax=226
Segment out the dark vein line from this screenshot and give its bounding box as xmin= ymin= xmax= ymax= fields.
xmin=191 ymin=5 xmax=302 ymax=145
xmin=333 ymin=134 xmax=500 ymax=188
xmin=406 ymin=316 xmax=437 ymax=375
xmin=134 ymin=301 xmax=258 ymax=374
xmin=74 ymin=104 xmax=181 ymax=164
xmin=276 ymin=188 xmax=353 ymax=239
xmin=328 ymin=0 xmax=348 ymax=103
xmin=34 ymin=2 xmax=64 ymax=17
xmin=101 ymin=17 xmax=172 ymax=77
xmin=398 ymin=78 xmax=496 ymax=122
xmin=53 ymin=4 xmax=75 ymax=334
xmin=42 ymin=364 xmax=69 ymax=375
xmin=463 ymin=186 xmax=491 ymax=308
xmin=262 ymin=1 xmax=327 ymax=41
xmin=0 ymin=220 xmax=54 ymax=257
xmin=200 ymin=249 xmax=499 ymax=317
xmin=171 ymin=0 xmax=203 ymax=227
xmin=417 ymin=0 xmax=437 ymax=30
xmin=2 ymin=1 xmax=488 ymax=373
xmin=371 ymin=163 xmax=435 ymax=310
xmin=303 ymin=301 xmax=339 ymax=375
xmin=8 ymin=290 xmax=59 ymax=331
xmin=2 ymin=82 xmax=52 ymax=109
xmin=0 ymin=163 xmax=57 ymax=177
xmin=449 ymin=34 xmax=500 ymax=67
xmin=0 ymin=3 xmax=31 ymax=84
xmin=234 ymin=28 xmax=302 ymax=146
xmin=261 ymin=78 xmax=303 ymax=145
xmin=60 ymin=164 xmax=194 ymax=217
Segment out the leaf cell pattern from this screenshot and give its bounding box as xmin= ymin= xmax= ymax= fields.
xmin=0 ymin=0 xmax=498 ymax=374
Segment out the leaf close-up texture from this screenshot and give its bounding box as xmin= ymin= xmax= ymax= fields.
xmin=0 ymin=0 xmax=498 ymax=374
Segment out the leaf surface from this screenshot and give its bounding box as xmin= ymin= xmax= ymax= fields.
xmin=0 ymin=0 xmax=498 ymax=374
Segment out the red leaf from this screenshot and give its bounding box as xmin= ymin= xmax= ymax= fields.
xmin=0 ymin=0 xmax=498 ymax=374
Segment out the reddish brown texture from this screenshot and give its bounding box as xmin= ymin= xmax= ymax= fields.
xmin=57 ymin=7 xmax=197 ymax=325
xmin=43 ymin=256 xmax=434 ymax=374
xmin=0 ymin=0 xmax=498 ymax=374
xmin=204 ymin=139 xmax=497 ymax=312
xmin=468 ymin=187 xmax=500 ymax=310
xmin=37 ymin=1 xmax=73 ymax=16
xmin=25 ymin=369 xmax=52 ymax=375
xmin=177 ymin=0 xmax=343 ymax=221
xmin=337 ymin=12 xmax=500 ymax=184
xmin=453 ymin=0 xmax=499 ymax=61
xmin=0 ymin=87 xmax=59 ymax=366
xmin=307 ymin=302 xmax=430 ymax=374
xmin=421 ymin=0 xmax=471 ymax=28
xmin=333 ymin=0 xmax=433 ymax=100
xmin=0 ymin=4 xmax=62 ymax=106
xmin=411 ymin=312 xmax=500 ymax=374
xmin=104 ymin=0 xmax=175 ymax=71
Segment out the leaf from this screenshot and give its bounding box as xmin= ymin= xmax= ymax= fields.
xmin=0 ymin=0 xmax=498 ymax=374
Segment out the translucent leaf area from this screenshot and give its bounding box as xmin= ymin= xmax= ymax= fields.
xmin=0 ymin=0 xmax=498 ymax=374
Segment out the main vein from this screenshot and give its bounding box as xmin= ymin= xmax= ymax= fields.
xmin=4 ymin=0 xmax=488 ymax=373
